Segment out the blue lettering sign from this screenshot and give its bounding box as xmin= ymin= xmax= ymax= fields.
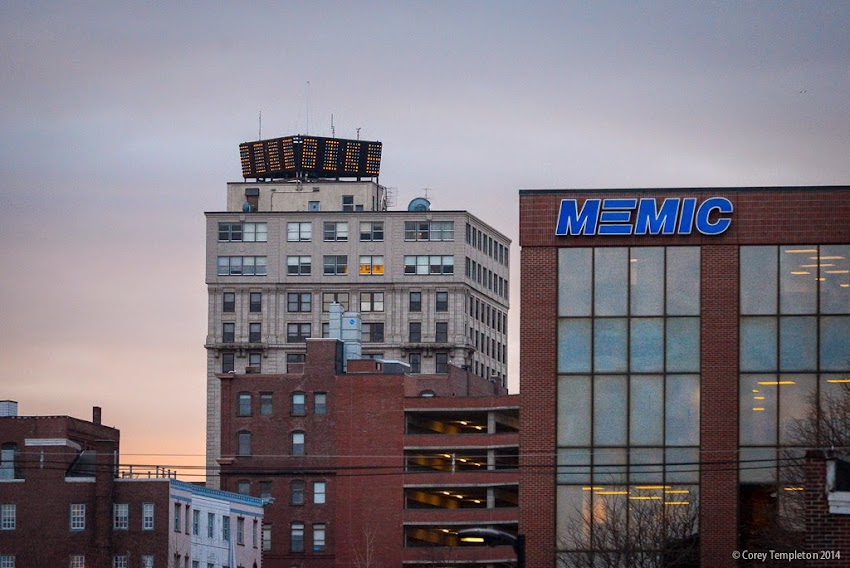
xmin=555 ymin=196 xmax=732 ymax=236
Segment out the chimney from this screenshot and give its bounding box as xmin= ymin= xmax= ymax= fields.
xmin=0 ymin=401 xmax=18 ymax=417
xmin=92 ymin=406 xmax=102 ymax=425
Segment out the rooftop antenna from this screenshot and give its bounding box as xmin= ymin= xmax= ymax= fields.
xmin=305 ymin=81 xmax=311 ymax=134
xmin=356 ymin=127 xmax=361 ymax=140
xmin=424 ymin=187 xmax=432 ymax=201
xmin=258 ymin=110 xmax=262 ymax=140
xmin=331 ymin=114 xmax=335 ymax=138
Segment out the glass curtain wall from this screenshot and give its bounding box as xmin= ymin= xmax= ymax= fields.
xmin=556 ymin=247 xmax=700 ymax=565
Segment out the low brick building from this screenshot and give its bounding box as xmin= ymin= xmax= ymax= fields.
xmin=217 ymin=338 xmax=520 ymax=567
xmin=0 ymin=403 xmax=265 ymax=568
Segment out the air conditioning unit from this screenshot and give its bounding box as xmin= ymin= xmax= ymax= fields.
xmin=245 ymin=366 xmax=260 ymax=374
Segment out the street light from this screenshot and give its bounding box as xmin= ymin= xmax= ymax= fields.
xmin=458 ymin=527 xmax=525 ymax=568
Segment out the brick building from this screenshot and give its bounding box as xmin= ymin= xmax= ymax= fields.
xmin=518 ymin=186 xmax=850 ymax=566
xmin=216 ymin=338 xmax=520 ymax=567
xmin=0 ymin=403 xmax=265 ymax=568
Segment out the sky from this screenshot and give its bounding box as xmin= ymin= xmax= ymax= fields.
xmin=1 ymin=1 xmax=849 ymax=479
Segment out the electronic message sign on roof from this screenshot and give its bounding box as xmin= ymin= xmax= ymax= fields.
xmin=239 ymin=135 xmax=382 ymax=180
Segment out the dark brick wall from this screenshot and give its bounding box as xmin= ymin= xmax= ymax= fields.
xmin=804 ymin=452 xmax=850 ymax=566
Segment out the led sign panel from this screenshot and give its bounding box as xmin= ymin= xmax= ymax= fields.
xmin=239 ymin=135 xmax=382 ymax=180
xmin=556 ymin=197 xmax=733 ymax=236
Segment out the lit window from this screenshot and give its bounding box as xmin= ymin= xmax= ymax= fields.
xmin=360 ymin=292 xmax=384 ymax=312
xmin=70 ymin=503 xmax=86 ymax=531
xmin=112 ymin=504 xmax=128 ymax=530
xmin=314 ymin=481 xmax=326 ymax=504
xmin=292 ymin=431 xmax=305 ymax=456
xmin=237 ymin=431 xmax=251 ymax=456
xmin=287 ymin=292 xmax=312 ymax=312
xmin=0 ymin=504 xmax=14 ymax=530
xmin=287 ymin=222 xmax=312 ymax=242
xmin=291 ymin=392 xmax=306 ymax=416
xmin=323 ymin=221 xmax=348 ymax=242
xmin=322 ymin=292 xmax=349 ymax=311
xmin=291 ymin=480 xmax=305 ymax=505
xmin=323 ymin=255 xmax=348 ymax=275
xmin=287 ymin=323 xmax=311 ymax=343
xmin=313 ymin=524 xmax=326 ymax=552
xmin=359 ymin=255 xmax=385 ymax=275
xmin=287 ymin=256 xmax=312 ymax=276
xmin=314 ymin=393 xmax=327 ymax=415
xmin=403 ymin=255 xmax=454 ymax=275
xmin=361 ymin=322 xmax=384 ymax=343
xmin=359 ymin=221 xmax=384 ymax=242
xmin=260 ymin=393 xmax=273 ymax=416
xmin=291 ymin=522 xmax=305 ymax=552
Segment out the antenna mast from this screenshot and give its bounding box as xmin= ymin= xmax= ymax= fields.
xmin=331 ymin=114 xmax=335 ymax=138
xmin=258 ymin=110 xmax=262 ymax=139
xmin=305 ymin=81 xmax=311 ymax=134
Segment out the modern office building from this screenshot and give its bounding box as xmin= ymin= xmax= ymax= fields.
xmin=0 ymin=403 xmax=265 ymax=568
xmin=518 ymin=186 xmax=850 ymax=567
xmin=217 ymin=338 xmax=519 ymax=567
xmin=206 ymin=135 xmax=511 ymax=487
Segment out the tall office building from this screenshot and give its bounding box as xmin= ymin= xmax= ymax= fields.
xmin=518 ymin=186 xmax=850 ymax=567
xmin=206 ymin=135 xmax=510 ymax=486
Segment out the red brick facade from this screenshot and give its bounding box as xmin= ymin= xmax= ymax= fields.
xmin=804 ymin=452 xmax=850 ymax=566
xmin=519 ymin=187 xmax=850 ymax=567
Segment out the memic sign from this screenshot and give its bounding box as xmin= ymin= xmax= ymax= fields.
xmin=555 ymin=197 xmax=733 ymax=236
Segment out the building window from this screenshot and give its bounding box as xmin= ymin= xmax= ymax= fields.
xmin=218 ymin=222 xmax=267 ymax=242
xmin=409 ymin=292 xmax=422 ymax=312
xmin=403 ymin=255 xmax=454 ymax=275
xmin=263 ymin=525 xmax=272 ymax=551
xmin=237 ymin=480 xmax=251 ymax=495
xmin=253 ymin=519 xmax=258 ymax=548
xmin=70 ymin=503 xmax=85 ymax=531
xmin=435 ymin=322 xmax=448 ymax=343
xmin=142 ymin=556 xmax=154 ymax=568
xmin=237 ymin=431 xmax=251 ymax=456
xmin=248 ymin=322 xmax=261 ymax=343
xmin=323 ymin=292 xmax=349 ymax=311
xmin=342 ymin=195 xmax=354 ymax=211
xmin=173 ymin=503 xmax=180 ymax=532
xmin=291 ymin=522 xmax=305 ymax=553
xmin=221 ymin=352 xmax=235 ymax=373
xmin=247 ymin=351 xmax=261 ymax=373
xmin=260 ymin=393 xmax=273 ymax=416
xmin=359 ymin=291 xmax=384 ymax=312
xmin=192 ymin=509 xmax=200 ymax=535
xmin=409 ymin=353 xmax=422 ymax=374
xmin=361 ymin=322 xmax=384 ymax=343
xmin=291 ymin=392 xmax=306 ymax=416
xmin=291 ymin=480 xmax=305 ymax=505
xmin=360 ymin=221 xmax=384 ymax=241
xmin=286 ymin=353 xmax=305 ymax=372
xmin=113 ymin=556 xmax=128 ymax=568
xmin=285 ymin=292 xmax=310 ymax=312
xmin=112 ymin=504 xmax=128 ymax=530
xmin=359 ymin=255 xmax=385 ymax=275
xmin=404 ymin=220 xmax=454 ymax=241
xmin=217 ymin=256 xmax=268 ymax=276
xmin=313 ymin=524 xmax=326 ymax=552
xmin=185 ymin=504 xmax=190 ymax=534
xmin=292 ymin=431 xmax=305 ymax=456
xmin=223 ymin=292 xmax=235 ymax=312
xmin=287 ymin=256 xmax=312 ymax=275
xmin=237 ymin=517 xmax=245 ymax=545
xmin=222 ymin=322 xmax=235 ymax=343
xmin=323 ymin=255 xmax=348 ymax=275
xmin=315 ymin=393 xmax=327 ymax=415
xmin=287 ymin=222 xmax=312 ymax=242
xmin=435 ymin=351 xmax=449 ymax=373
xmin=223 ymin=516 xmax=230 ymax=541
xmin=70 ymin=556 xmax=85 ymax=568
xmin=138 ymin=503 xmax=153 ymax=531
xmin=0 ymin=557 xmax=12 ymax=568
xmin=436 ymin=291 xmax=449 ymax=312
xmin=259 ymin=481 xmax=272 ymax=499
xmin=323 ymin=221 xmax=348 ymax=241
xmin=287 ymin=323 xmax=311 ymax=343
xmin=249 ymin=292 xmax=262 ymax=312
xmin=314 ymin=481 xmax=326 ymax=504
xmin=207 ymin=512 xmax=215 ymax=538
xmin=0 ymin=504 xmax=14 ymax=531
xmin=409 ymin=322 xmax=421 ymax=343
